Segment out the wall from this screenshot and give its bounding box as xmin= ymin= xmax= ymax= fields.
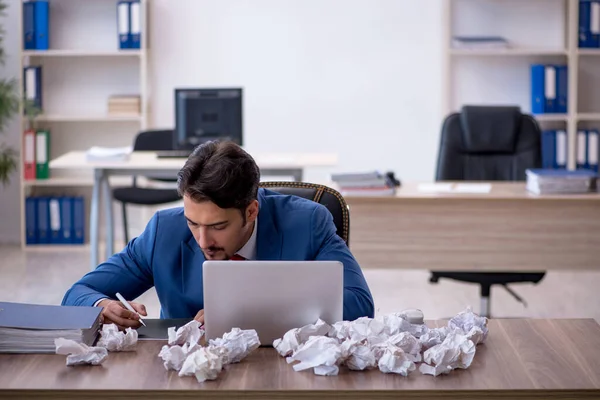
xmin=0 ymin=0 xmax=445 ymax=244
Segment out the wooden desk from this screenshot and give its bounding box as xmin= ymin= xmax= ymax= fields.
xmin=343 ymin=182 xmax=600 ymax=271
xmin=49 ymin=150 xmax=338 ymax=269
xmin=1 ymin=319 xmax=599 ymax=399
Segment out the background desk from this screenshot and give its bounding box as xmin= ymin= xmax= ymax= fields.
xmin=344 ymin=182 xmax=600 ymax=271
xmin=1 ymin=319 xmax=599 ymax=399
xmin=49 ymin=151 xmax=337 ymax=269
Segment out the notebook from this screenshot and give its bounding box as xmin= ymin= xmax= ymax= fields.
xmin=0 ymin=301 xmax=102 ymax=353
xmin=136 ymin=318 xmax=193 ymax=340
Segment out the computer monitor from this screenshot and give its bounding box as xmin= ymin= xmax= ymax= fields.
xmin=173 ymin=88 xmax=243 ymax=150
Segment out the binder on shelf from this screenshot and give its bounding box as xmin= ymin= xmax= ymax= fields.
xmin=35 ymin=130 xmax=49 ymax=179
xmin=541 ymin=130 xmax=568 ymax=169
xmin=556 ymin=65 xmax=568 ymax=114
xmin=577 ymin=130 xmax=588 ymax=169
xmin=36 ymin=197 xmax=49 ymax=244
xmin=580 ymin=0 xmax=600 ymax=48
xmin=23 ymin=129 xmax=36 ymax=180
xmin=33 ymin=0 xmax=49 ymax=50
xmin=117 ymin=1 xmax=131 ymax=49
xmin=23 ymin=66 xmax=42 ymax=111
xmin=544 ymin=66 xmax=556 ymax=113
xmin=22 ymin=1 xmax=35 ymax=50
xmin=531 ymin=65 xmax=545 ymax=114
xmin=130 ymin=1 xmax=141 ymax=49
xmin=60 ymin=197 xmax=73 ymax=244
xmin=588 ymin=129 xmax=599 ymax=172
xmin=48 ymin=197 xmax=61 ymax=244
xmin=72 ymin=196 xmax=85 ymax=245
xmin=25 ymin=197 xmax=37 ymax=245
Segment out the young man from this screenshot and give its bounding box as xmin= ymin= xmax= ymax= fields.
xmin=61 ymin=141 xmax=374 ymax=330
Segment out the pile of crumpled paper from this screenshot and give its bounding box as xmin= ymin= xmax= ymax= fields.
xmin=274 ymin=307 xmax=488 ymax=377
xmin=158 ymin=321 xmax=260 ymax=383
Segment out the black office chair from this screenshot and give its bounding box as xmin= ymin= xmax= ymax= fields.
xmin=259 ymin=181 xmax=350 ymax=246
xmin=113 ymin=130 xmax=182 ymax=243
xmin=431 ymin=105 xmax=545 ymax=317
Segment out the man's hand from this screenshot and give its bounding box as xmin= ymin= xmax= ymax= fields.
xmin=97 ymin=299 xmax=147 ymax=330
xmin=194 ymin=309 xmax=204 ymax=324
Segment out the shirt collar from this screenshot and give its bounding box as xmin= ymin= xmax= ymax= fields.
xmin=235 ymin=219 xmax=257 ymax=260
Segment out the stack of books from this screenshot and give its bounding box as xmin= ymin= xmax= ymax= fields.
xmin=526 ymin=168 xmax=598 ymax=195
xmin=107 ymin=95 xmax=140 ymax=116
xmin=331 ymin=171 xmax=399 ymax=197
xmin=0 ymin=302 xmax=102 ymax=353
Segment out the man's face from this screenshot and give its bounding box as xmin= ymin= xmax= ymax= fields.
xmin=183 ymin=195 xmax=258 ymax=260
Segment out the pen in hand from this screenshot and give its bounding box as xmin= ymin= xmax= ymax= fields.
xmin=115 ymin=292 xmax=147 ymax=327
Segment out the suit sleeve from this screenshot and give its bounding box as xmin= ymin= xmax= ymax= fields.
xmin=310 ymin=205 xmax=375 ymax=321
xmin=61 ymin=212 xmax=158 ymax=307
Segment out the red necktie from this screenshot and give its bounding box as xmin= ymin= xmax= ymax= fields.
xmin=230 ymin=254 xmax=246 ymax=261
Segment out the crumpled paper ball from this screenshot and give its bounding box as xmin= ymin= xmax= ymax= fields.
xmin=96 ymin=323 xmax=138 ymax=352
xmin=55 ymin=338 xmax=108 ymax=366
xmin=208 ymin=327 xmax=260 ymax=364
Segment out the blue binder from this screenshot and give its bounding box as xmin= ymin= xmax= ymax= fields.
xmin=117 ymin=1 xmax=131 ymax=49
xmin=130 ymin=1 xmax=141 ymax=49
xmin=541 ymin=130 xmax=568 ymax=169
xmin=23 ymin=1 xmax=36 ymax=50
xmin=555 ymin=65 xmax=568 ymax=114
xmin=588 ymin=129 xmax=599 ymax=172
xmin=576 ymin=130 xmax=588 ymax=169
xmin=33 ymin=0 xmax=49 ymax=50
xmin=60 ymin=197 xmax=73 ymax=244
xmin=25 ymin=197 xmax=37 ymax=245
xmin=36 ymin=196 xmax=49 ymax=244
xmin=580 ymin=0 xmax=600 ymax=48
xmin=23 ymin=66 xmax=42 ymax=111
xmin=48 ymin=197 xmax=61 ymax=244
xmin=531 ymin=65 xmax=546 ymax=114
xmin=72 ymin=196 xmax=85 ymax=245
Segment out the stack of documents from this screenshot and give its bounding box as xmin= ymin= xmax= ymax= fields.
xmin=86 ymin=146 xmax=132 ymax=162
xmin=331 ymin=171 xmax=396 ymax=196
xmin=526 ymin=168 xmax=598 ymax=195
xmin=451 ymin=36 xmax=509 ymax=49
xmin=0 ymin=302 xmax=102 ymax=353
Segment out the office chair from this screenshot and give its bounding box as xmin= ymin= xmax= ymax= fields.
xmin=112 ymin=129 xmax=181 ymax=243
xmin=259 ymin=181 xmax=350 ymax=246
xmin=431 ymin=105 xmax=545 ymax=317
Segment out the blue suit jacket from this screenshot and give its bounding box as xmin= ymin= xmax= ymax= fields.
xmin=62 ymin=188 xmax=375 ymax=321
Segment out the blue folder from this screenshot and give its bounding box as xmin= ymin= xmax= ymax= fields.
xmin=23 ymin=2 xmax=36 ymax=50
xmin=36 ymin=196 xmax=49 ymax=244
xmin=33 ymin=0 xmax=49 ymax=50
xmin=25 ymin=197 xmax=37 ymax=245
xmin=72 ymin=196 xmax=85 ymax=245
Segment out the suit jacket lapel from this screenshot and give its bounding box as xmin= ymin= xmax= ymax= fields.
xmin=181 ymin=234 xmax=205 ymax=292
xmin=256 ymin=189 xmax=283 ymax=260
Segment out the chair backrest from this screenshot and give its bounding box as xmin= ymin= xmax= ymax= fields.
xmin=259 ymin=181 xmax=350 ymax=246
xmin=435 ymin=106 xmax=542 ymax=181
xmin=133 ymin=129 xmax=174 ymax=151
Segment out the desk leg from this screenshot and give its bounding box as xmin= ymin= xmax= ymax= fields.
xmin=102 ymin=173 xmax=114 ymax=259
xmin=90 ymin=169 xmax=102 ymax=270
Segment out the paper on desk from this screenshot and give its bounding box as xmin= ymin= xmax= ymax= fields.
xmin=85 ymin=146 xmax=132 ymax=162
xmin=377 ymin=312 xmax=428 ymax=338
xmin=453 ymin=183 xmax=492 ymax=194
xmin=377 ymin=343 xmax=416 ymax=376
xmin=417 ymin=183 xmax=492 ymax=194
xmin=287 ymin=336 xmax=343 ymax=376
xmin=419 ymin=326 xmax=450 ymax=350
xmin=168 ymin=320 xmax=204 ymax=346
xmin=274 ymin=318 xmax=332 ymax=357
xmin=208 ymin=327 xmax=260 ymax=364
xmin=340 ymin=340 xmax=377 ymax=371
xmin=179 ymin=347 xmax=225 ymax=383
xmin=158 ymin=342 xmax=201 ymax=371
xmin=55 ymin=338 xmax=108 ymax=366
xmin=448 ymin=306 xmax=489 ymax=344
xmin=97 ymin=324 xmax=138 ymax=352
xmin=417 ymin=183 xmax=455 ymax=193
xmin=419 ymin=329 xmax=476 ymax=376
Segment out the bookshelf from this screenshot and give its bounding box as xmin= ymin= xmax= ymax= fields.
xmin=17 ymin=0 xmax=150 ymax=249
xmin=443 ymin=0 xmax=600 ymax=171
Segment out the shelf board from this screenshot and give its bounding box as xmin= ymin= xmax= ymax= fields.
xmin=449 ymin=48 xmax=568 ymax=56
xmin=23 ymin=244 xmax=90 ymax=252
xmin=32 ymin=114 xmax=142 ymax=122
xmin=23 ymin=176 xmax=134 ymax=187
xmin=22 ymin=49 xmax=142 ymax=57
xmin=577 ymin=113 xmax=600 ymax=121
xmin=533 ymin=114 xmax=569 ymax=122
xmin=577 ymin=49 xmax=600 ymax=56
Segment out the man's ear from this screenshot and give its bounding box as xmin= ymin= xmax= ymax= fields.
xmin=246 ymin=200 xmax=259 ymax=222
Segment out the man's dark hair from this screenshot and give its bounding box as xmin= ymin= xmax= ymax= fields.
xmin=177 ymin=140 xmax=260 ymax=213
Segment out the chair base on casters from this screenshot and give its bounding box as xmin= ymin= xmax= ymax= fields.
xmin=429 ymin=272 xmax=545 ymax=318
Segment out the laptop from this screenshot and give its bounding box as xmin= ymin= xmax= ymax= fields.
xmin=202 ymin=260 xmax=343 ymax=346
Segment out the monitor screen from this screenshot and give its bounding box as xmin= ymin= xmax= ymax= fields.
xmin=174 ymin=88 xmax=243 ymax=150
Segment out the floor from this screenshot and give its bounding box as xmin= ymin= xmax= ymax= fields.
xmin=1 ymin=245 xmax=599 ymax=322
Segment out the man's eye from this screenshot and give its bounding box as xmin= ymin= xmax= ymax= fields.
xmin=213 ymin=225 xmax=226 ymax=231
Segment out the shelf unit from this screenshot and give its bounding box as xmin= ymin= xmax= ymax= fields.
xmin=443 ymin=0 xmax=600 ymax=171
xmin=17 ymin=0 xmax=150 ymax=249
